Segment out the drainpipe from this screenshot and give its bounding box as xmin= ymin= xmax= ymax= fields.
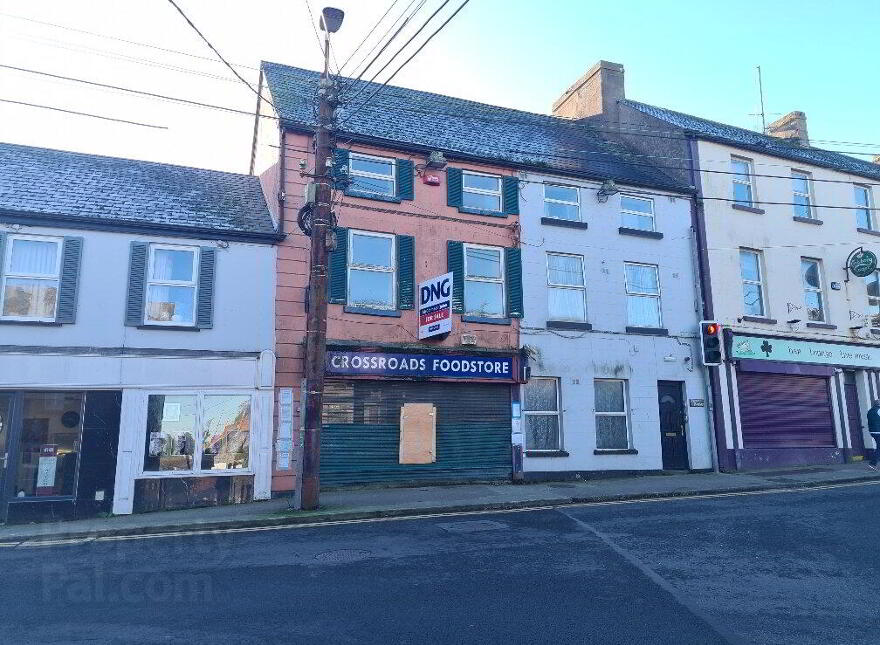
xmin=277 ymin=127 xmax=286 ymax=235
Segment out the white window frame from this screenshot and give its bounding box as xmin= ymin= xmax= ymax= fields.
xmin=348 ymin=152 xmax=396 ymax=197
xmin=620 ymin=195 xmax=656 ymax=231
xmin=855 ymin=184 xmax=874 ymax=230
xmin=347 ymin=229 xmax=396 ymax=310
xmin=543 ymin=183 xmax=581 ymax=221
xmin=145 ymin=243 xmax=200 ymax=327
xmin=739 ymin=248 xmax=766 ymax=317
xmin=791 ymin=170 xmax=815 ymax=219
xmin=731 ymin=156 xmax=755 ymax=207
xmin=624 ymin=262 xmax=662 ymax=328
xmin=139 ymin=391 xmax=255 ymax=478
xmin=463 ymin=242 xmax=505 ymax=318
xmin=522 ymin=377 xmax=562 ymax=452
xmin=0 ymin=233 xmax=63 ymax=322
xmin=546 ymin=252 xmax=586 ymax=322
xmin=801 ymin=258 xmax=826 ymax=322
xmin=462 ymin=170 xmax=503 ymax=212
xmin=594 ymin=379 xmax=631 ymax=450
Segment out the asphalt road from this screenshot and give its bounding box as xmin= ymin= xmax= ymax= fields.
xmin=2 ymin=481 xmax=879 ymax=645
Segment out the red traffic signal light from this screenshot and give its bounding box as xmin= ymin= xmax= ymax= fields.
xmin=704 ymin=322 xmax=719 ymax=336
xmin=700 ymin=321 xmax=723 ymax=366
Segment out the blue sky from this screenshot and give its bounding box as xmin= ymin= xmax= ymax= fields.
xmin=1 ymin=0 xmax=877 ymax=172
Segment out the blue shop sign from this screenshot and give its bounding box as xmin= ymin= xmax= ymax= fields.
xmin=326 ymin=350 xmax=514 ymax=380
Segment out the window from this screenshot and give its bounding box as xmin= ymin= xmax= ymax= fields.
xmin=145 ymin=245 xmax=198 ymax=326
xmin=464 ymin=244 xmax=505 ymax=317
xmin=792 ymin=171 xmax=814 ymax=219
xmin=621 ymin=195 xmax=655 ymax=231
xmin=349 ymin=153 xmax=396 ymax=197
xmin=731 ymin=157 xmax=755 ymax=207
xmin=544 ymin=184 xmax=580 ymax=221
xmin=144 ymin=393 xmax=252 ymax=473
xmin=801 ymin=258 xmax=825 ymax=322
xmin=594 ymin=379 xmax=630 ymax=450
xmin=348 ymin=230 xmax=395 ymax=309
xmin=855 ymin=185 xmax=874 ymax=230
xmin=462 ymin=171 xmax=502 ymax=212
xmin=865 ymin=271 xmax=880 ymax=327
xmin=522 ymin=378 xmax=561 ymax=451
xmin=1 ymin=235 xmax=62 ymax=321
xmin=624 ymin=263 xmax=661 ymax=328
xmin=739 ymin=249 xmax=766 ymax=317
xmin=547 ymin=253 xmax=586 ymax=322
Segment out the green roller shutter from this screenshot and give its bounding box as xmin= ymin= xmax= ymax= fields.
xmin=328 ymin=227 xmax=348 ymax=304
xmin=447 ymin=240 xmax=464 ymax=313
xmin=447 ymin=167 xmax=463 ymax=208
xmin=502 ymin=176 xmax=520 ymax=215
xmin=396 ymin=234 xmax=414 ymax=309
xmin=505 ymin=247 xmax=523 ymax=318
xmin=396 ymin=159 xmax=414 ymax=200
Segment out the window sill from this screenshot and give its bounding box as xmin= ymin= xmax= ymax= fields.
xmin=731 ymin=204 xmax=765 ymax=215
xmin=625 ymin=326 xmax=669 ymax=336
xmin=0 ymin=319 xmax=62 ymax=326
xmin=462 ymin=315 xmax=511 ymax=326
xmin=857 ymin=227 xmax=880 ymax=238
xmin=343 ymin=306 xmax=402 ymax=318
xmin=541 ymin=217 xmax=588 ymax=229
xmin=137 ymin=324 xmax=200 ymax=332
xmin=546 ymin=320 xmax=592 ymax=331
xmin=618 ymin=227 xmax=663 ymax=239
xmin=806 ymin=322 xmax=836 ymax=330
xmin=458 ymin=206 xmax=506 ymax=218
xmin=594 ymin=448 xmax=638 ymax=455
xmin=137 ymin=470 xmax=254 ymax=479
xmin=793 ymin=216 xmax=823 ymax=225
xmin=525 ymin=450 xmax=569 ymax=458
xmin=344 ymin=189 xmax=402 ymax=204
xmin=741 ymin=315 xmax=778 ymax=324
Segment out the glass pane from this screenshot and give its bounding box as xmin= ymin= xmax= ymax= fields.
xmin=463 ymin=191 xmax=502 ymax=212
xmin=348 ymin=269 xmax=394 ymax=308
xmin=464 ymin=280 xmax=504 ymax=317
xmin=146 ymin=285 xmax=195 ymax=323
xmin=855 ymin=187 xmax=870 ymax=208
xmin=9 ymin=239 xmax=58 ymax=275
xmin=742 ymin=283 xmax=765 ymax=316
xmin=463 ymin=173 xmax=500 ymax=192
xmin=351 ymin=156 xmax=393 ymax=176
xmin=858 ymin=208 xmax=872 ymax=230
xmin=627 ymin=295 xmax=661 ymax=327
xmin=739 ymin=251 xmax=760 ymax=281
xmin=545 ymin=185 xmax=578 ymax=203
xmin=805 ymin=291 xmax=824 ymax=321
xmin=466 ymin=247 xmax=502 ymax=279
xmin=523 ymin=379 xmax=558 ymax=412
xmin=621 ymin=196 xmax=653 ymax=214
xmin=525 ymin=416 xmax=560 ymax=451
xmin=350 ymin=175 xmax=395 ymax=196
xmin=792 ymin=174 xmax=809 ymax=194
xmin=548 ymin=254 xmax=584 ymax=286
xmin=202 ymin=395 xmax=251 ymax=470
xmin=625 ymin=264 xmax=659 ymax=294
xmin=621 ymin=212 xmax=654 ymax=231
xmin=351 ymin=234 xmax=393 ymax=267
xmin=14 ymin=392 xmax=84 ymax=497
xmin=867 ymin=273 xmax=880 ymax=299
xmin=594 ymin=380 xmax=624 ymax=413
xmin=151 ymin=249 xmax=194 ymax=282
xmin=793 ymin=194 xmax=811 ymax=218
xmin=733 ymin=182 xmax=752 ymax=205
xmin=2 ymin=278 xmax=58 ymax=318
xmin=549 ymin=287 xmax=586 ymax=321
xmin=544 ymin=201 xmax=579 ymax=221
xmin=802 ymin=261 xmax=821 ymax=289
xmin=596 ymin=416 xmax=629 ymax=450
xmin=731 ymin=160 xmax=750 ymax=177
xmin=143 ymin=395 xmax=197 ymax=471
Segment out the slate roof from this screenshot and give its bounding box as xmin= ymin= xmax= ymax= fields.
xmin=623 ymin=100 xmax=880 ymax=182
xmin=0 ymin=142 xmax=278 ymax=239
xmin=261 ymin=62 xmax=688 ymax=192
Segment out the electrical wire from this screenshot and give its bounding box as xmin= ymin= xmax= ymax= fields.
xmin=0 ymin=98 xmax=168 ymax=129
xmin=338 ymin=0 xmax=402 ymax=73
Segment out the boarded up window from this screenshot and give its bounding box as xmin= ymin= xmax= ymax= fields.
xmin=399 ymin=403 xmax=436 ymax=464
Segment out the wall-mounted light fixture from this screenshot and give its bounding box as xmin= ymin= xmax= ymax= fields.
xmin=596 ymin=179 xmax=619 ymax=203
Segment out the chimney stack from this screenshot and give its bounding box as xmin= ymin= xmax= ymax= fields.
xmin=873 ymin=155 xmax=880 ymax=165
xmin=766 ymin=111 xmax=809 ymax=147
xmin=552 ymin=60 xmax=624 ymax=126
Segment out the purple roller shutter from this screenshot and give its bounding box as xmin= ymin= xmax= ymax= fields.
xmin=737 ymin=370 xmax=836 ymax=448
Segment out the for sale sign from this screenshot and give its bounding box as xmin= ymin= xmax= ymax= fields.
xmin=418 ymin=272 xmax=452 ymax=340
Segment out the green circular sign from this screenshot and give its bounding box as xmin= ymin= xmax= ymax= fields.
xmin=849 ymin=250 xmax=878 ymax=278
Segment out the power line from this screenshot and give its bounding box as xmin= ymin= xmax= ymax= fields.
xmin=338 ymin=0 xmax=402 ymax=73
xmin=0 ymin=98 xmax=168 ymax=129
xmin=345 ymin=0 xmax=422 ymax=82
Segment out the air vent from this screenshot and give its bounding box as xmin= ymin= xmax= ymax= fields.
xmin=460 ymin=333 xmax=477 ymax=345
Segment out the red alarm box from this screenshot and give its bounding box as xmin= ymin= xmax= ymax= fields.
xmin=422 ymin=173 xmax=441 ymax=186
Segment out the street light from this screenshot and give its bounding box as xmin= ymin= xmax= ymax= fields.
xmin=320 ymin=7 xmax=344 ymax=33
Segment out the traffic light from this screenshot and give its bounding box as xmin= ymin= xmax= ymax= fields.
xmin=700 ymin=321 xmax=723 ymax=366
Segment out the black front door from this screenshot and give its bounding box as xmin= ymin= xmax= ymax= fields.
xmin=0 ymin=393 xmax=13 ymax=523
xmin=844 ymin=371 xmax=865 ymax=455
xmin=658 ymin=381 xmax=689 ymax=470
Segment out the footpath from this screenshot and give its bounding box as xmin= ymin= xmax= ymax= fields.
xmin=2 ymin=463 xmax=878 ymax=545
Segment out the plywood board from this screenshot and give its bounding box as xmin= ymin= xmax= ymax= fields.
xmin=399 ymin=403 xmax=436 ymax=464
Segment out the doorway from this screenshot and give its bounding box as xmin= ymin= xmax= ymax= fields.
xmin=658 ymin=381 xmax=690 ymax=470
xmin=844 ymin=371 xmax=865 ymax=457
xmin=0 ymin=393 xmax=13 ymax=523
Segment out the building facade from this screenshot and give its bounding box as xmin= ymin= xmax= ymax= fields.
xmin=0 ymin=143 xmax=278 ymax=523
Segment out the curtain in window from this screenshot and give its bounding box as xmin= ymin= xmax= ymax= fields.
xmin=10 ymin=239 xmax=57 ymax=275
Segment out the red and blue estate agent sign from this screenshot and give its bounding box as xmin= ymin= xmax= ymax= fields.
xmin=326 ymin=350 xmax=514 ymax=380
xmin=418 ymin=272 xmax=452 ymax=340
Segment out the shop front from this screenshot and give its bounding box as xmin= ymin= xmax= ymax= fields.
xmin=727 ymin=333 xmax=880 ymax=468
xmin=320 ymin=346 xmax=524 ymax=488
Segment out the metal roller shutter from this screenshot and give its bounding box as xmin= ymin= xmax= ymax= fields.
xmin=321 ymin=380 xmax=512 ymax=487
xmin=737 ymin=371 xmax=835 ymax=448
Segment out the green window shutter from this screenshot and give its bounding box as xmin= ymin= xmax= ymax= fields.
xmin=447 ymin=240 xmax=464 ymax=314
xmin=396 ymin=159 xmax=414 ymax=200
xmin=396 ymin=234 xmax=415 ymax=309
xmin=329 ymin=227 xmax=349 ymax=304
xmin=125 ymin=242 xmax=148 ymax=326
xmin=0 ymin=233 xmax=5 ymax=296
xmin=55 ymin=236 xmax=83 ymax=324
xmin=502 ymin=176 xmax=520 ymax=215
xmin=197 ymin=247 xmax=216 ymax=329
xmin=447 ymin=167 xmax=463 ymax=208
xmin=332 ymin=148 xmax=350 ymax=189
xmin=505 ymin=247 xmax=523 ymax=318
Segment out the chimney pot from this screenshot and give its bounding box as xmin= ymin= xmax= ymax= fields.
xmin=766 ymin=111 xmax=809 ymax=147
